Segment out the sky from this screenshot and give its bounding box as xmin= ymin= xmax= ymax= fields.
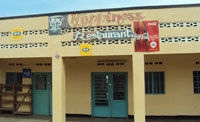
xmin=0 ymin=0 xmax=200 ymax=18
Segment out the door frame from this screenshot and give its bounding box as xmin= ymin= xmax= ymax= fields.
xmin=91 ymin=72 xmax=128 ymax=117
xmin=32 ymin=72 xmax=52 ymax=115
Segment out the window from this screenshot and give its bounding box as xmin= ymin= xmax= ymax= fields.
xmin=6 ymin=72 xmax=22 ymax=92
xmin=145 ymin=72 xmax=165 ymax=94
xmin=35 ymin=75 xmax=47 ymax=90
xmin=193 ymin=71 xmax=200 ymax=94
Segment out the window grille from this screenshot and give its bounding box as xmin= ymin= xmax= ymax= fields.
xmin=145 ymin=72 xmax=165 ymax=94
xmin=6 ymin=72 xmax=22 ymax=92
xmin=193 ymin=71 xmax=200 ymax=94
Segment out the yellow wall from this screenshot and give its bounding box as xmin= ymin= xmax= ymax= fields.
xmin=0 ymin=58 xmax=51 ymax=111
xmin=0 ymin=58 xmax=51 ymax=85
xmin=145 ymin=54 xmax=200 ymax=115
xmin=64 ymin=54 xmax=200 ymax=116
xmin=64 ymin=56 xmax=133 ymax=115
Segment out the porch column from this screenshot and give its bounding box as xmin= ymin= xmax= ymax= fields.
xmin=52 ymin=57 xmax=66 ymax=122
xmin=132 ymin=54 xmax=146 ymax=122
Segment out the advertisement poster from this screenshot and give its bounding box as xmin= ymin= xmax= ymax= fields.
xmin=80 ymin=44 xmax=92 ymax=56
xmin=134 ymin=20 xmax=159 ymax=52
xmin=11 ymin=27 xmax=23 ymax=40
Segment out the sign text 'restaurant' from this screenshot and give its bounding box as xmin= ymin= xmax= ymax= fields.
xmin=73 ymin=30 xmax=134 ymax=41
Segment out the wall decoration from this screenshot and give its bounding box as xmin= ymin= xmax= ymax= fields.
xmin=73 ymin=29 xmax=133 ymax=41
xmin=23 ymin=69 xmax=31 ymax=78
xmin=11 ymin=27 xmax=23 ymax=40
xmin=80 ymin=44 xmax=92 ymax=56
xmin=134 ymin=20 xmax=159 ymax=52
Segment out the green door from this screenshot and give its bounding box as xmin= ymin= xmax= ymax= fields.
xmin=92 ymin=72 xmax=128 ymax=118
xmin=32 ymin=72 xmax=52 ymax=115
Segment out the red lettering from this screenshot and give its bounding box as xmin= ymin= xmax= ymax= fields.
xmin=70 ymin=14 xmax=82 ymax=27
xmin=96 ymin=14 xmax=103 ymax=26
xmin=135 ymin=13 xmax=145 ymax=20
xmin=69 ymin=12 xmax=145 ymax=27
xmin=103 ymin=12 xmax=112 ymax=23
xmin=88 ymin=15 xmax=97 ymax=26
xmin=117 ymin=14 xmax=122 ymax=24
xmin=71 ymin=14 xmax=76 ymax=25
xmin=119 ymin=13 xmax=128 ymax=24
xmin=80 ymin=14 xmax=89 ymax=26
xmin=112 ymin=14 xmax=117 ymax=22
xmin=127 ymin=13 xmax=135 ymax=21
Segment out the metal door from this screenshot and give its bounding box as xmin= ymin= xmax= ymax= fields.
xmin=92 ymin=72 xmax=128 ymax=117
xmin=32 ymin=72 xmax=52 ymax=115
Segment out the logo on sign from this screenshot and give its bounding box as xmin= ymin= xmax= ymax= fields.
xmin=13 ymin=31 xmax=22 ymax=36
xmin=80 ymin=44 xmax=92 ymax=56
xmin=150 ymin=42 xmax=157 ymax=48
xmin=82 ymin=48 xmax=90 ymax=52
xmin=11 ymin=28 xmax=23 ymax=40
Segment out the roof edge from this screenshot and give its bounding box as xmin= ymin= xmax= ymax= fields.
xmin=0 ymin=3 xmax=200 ymax=20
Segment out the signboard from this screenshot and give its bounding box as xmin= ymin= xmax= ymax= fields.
xmin=80 ymin=44 xmax=92 ymax=56
xmin=48 ymin=12 xmax=145 ymax=35
xmin=23 ymin=69 xmax=31 ymax=78
xmin=134 ymin=20 xmax=159 ymax=52
xmin=11 ymin=28 xmax=23 ymax=40
xmin=49 ymin=15 xmax=71 ymax=35
xmin=73 ymin=30 xmax=133 ymax=41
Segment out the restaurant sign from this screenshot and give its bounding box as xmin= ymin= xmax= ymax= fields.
xmin=48 ymin=12 xmax=145 ymax=35
xmin=73 ymin=30 xmax=134 ymax=41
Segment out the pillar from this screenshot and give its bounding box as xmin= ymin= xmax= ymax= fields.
xmin=52 ymin=57 xmax=66 ymax=122
xmin=132 ymin=54 xmax=146 ymax=122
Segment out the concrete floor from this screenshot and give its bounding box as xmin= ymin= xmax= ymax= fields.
xmin=67 ymin=117 xmax=200 ymax=122
xmin=0 ymin=115 xmax=200 ymax=122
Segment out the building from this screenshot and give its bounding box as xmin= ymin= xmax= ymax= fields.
xmin=0 ymin=3 xmax=200 ymax=122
